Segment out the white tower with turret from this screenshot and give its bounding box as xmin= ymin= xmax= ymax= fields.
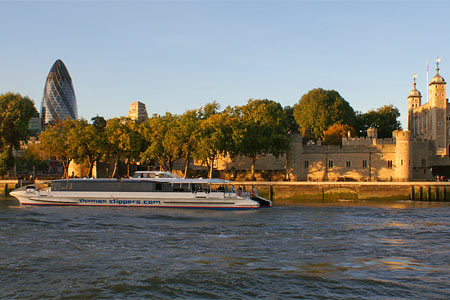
xmin=429 ymin=57 xmax=447 ymax=155
xmin=408 ymin=74 xmax=422 ymax=134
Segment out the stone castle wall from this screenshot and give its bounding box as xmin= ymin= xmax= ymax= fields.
xmin=176 ymin=132 xmax=436 ymax=182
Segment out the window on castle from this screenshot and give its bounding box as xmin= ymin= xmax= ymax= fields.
xmin=362 ymin=160 xmax=367 ymax=168
xmin=328 ymin=160 xmax=334 ymax=168
xmin=346 ymin=161 xmax=351 ymax=168
xmin=387 ymin=160 xmax=393 ymax=168
xmin=304 ymin=161 xmax=309 ymax=168
xmin=401 ymin=159 xmax=403 ymax=166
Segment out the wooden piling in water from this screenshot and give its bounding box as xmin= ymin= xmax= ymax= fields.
xmin=269 ymin=185 xmax=273 ymax=201
xmin=444 ymin=186 xmax=447 ymax=202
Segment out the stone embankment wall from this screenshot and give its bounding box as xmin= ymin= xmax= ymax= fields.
xmin=229 ymin=181 xmax=450 ymax=204
xmin=0 ymin=180 xmax=32 ymax=197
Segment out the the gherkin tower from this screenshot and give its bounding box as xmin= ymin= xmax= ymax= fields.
xmin=41 ymin=59 xmax=78 ymax=127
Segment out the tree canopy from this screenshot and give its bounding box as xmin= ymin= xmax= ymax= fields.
xmin=38 ymin=119 xmax=78 ymax=178
xmin=234 ymin=99 xmax=290 ymax=178
xmin=355 ymin=105 xmax=401 ymax=138
xmin=323 ymin=123 xmax=356 ymax=145
xmin=293 ymin=88 xmax=355 ymax=140
xmin=177 ymin=109 xmax=200 ymax=177
xmin=194 ymin=104 xmax=233 ymax=178
xmin=140 ymin=113 xmax=182 ymax=172
xmin=0 ymin=93 xmax=37 ymax=175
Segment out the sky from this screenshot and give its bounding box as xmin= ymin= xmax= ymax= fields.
xmin=1 ymin=0 xmax=449 ymax=128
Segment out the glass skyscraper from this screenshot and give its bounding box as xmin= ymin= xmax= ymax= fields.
xmin=41 ymin=59 xmax=78 ymax=127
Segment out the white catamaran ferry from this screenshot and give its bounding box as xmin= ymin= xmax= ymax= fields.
xmin=10 ymin=171 xmax=269 ymax=210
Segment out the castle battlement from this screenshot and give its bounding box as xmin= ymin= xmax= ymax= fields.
xmin=393 ymin=130 xmax=412 ymax=140
xmin=342 ymin=137 xmax=395 ymax=146
xmin=342 ymin=136 xmax=373 ymax=146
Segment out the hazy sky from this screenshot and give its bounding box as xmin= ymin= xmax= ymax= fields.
xmin=1 ymin=1 xmax=449 ymax=127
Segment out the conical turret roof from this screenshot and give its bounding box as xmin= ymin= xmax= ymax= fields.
xmin=408 ymin=82 xmax=421 ymax=98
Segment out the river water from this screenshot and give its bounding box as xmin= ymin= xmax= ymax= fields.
xmin=1 ymin=198 xmax=449 ymax=299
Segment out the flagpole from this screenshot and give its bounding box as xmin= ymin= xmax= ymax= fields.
xmin=427 ymin=60 xmax=429 ymax=103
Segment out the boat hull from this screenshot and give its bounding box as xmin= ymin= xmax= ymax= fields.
xmin=10 ymin=190 xmax=260 ymax=210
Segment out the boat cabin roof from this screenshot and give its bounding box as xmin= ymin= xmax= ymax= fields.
xmin=131 ymin=171 xmax=229 ymax=184
xmin=132 ymin=171 xmax=179 ymax=179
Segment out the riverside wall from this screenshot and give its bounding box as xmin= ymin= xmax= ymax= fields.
xmin=228 ymin=181 xmax=450 ymax=204
xmin=0 ymin=180 xmax=33 ymax=197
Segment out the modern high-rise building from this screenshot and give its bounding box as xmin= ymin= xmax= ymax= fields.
xmin=41 ymin=59 xmax=78 ymax=127
xmin=28 ymin=112 xmax=42 ymax=136
xmin=128 ymin=101 xmax=148 ymax=122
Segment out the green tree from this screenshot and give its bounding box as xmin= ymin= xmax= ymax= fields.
xmin=16 ymin=144 xmax=49 ymax=177
xmin=122 ymin=119 xmax=143 ymax=177
xmin=293 ymin=88 xmax=355 ymax=140
xmin=323 ymin=123 xmax=356 ymax=145
xmin=284 ymin=105 xmax=299 ymax=134
xmin=91 ymin=115 xmax=107 ymax=131
xmin=234 ymin=99 xmax=290 ymax=179
xmin=38 ymin=119 xmax=78 ymax=178
xmin=0 ymin=92 xmax=37 ymax=175
xmin=194 ymin=103 xmax=233 ymax=178
xmin=140 ymin=113 xmax=182 ymax=171
xmin=355 ymin=105 xmax=401 ymax=138
xmin=177 ymin=109 xmax=200 ymax=177
xmin=105 ymin=117 xmax=143 ymax=177
xmin=0 ymin=151 xmax=13 ymax=177
xmin=199 ymin=101 xmax=220 ymax=119
xmin=69 ymin=119 xmax=107 ymax=178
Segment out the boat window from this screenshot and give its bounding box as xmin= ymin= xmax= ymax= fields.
xmin=50 ymin=179 xmax=187 ymax=192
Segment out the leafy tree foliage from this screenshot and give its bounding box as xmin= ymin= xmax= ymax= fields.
xmin=283 ymin=105 xmax=298 ymax=134
xmin=234 ymin=99 xmax=290 ymax=179
xmin=38 ymin=120 xmax=78 ymax=178
xmin=293 ymin=88 xmax=355 ymax=139
xmin=355 ymin=105 xmax=401 ymax=138
xmin=105 ymin=118 xmax=126 ymax=177
xmin=91 ymin=115 xmax=107 ymax=131
xmin=16 ymin=144 xmax=49 ymax=176
xmin=105 ymin=117 xmax=143 ymax=177
xmin=70 ymin=119 xmax=107 ymax=177
xmin=199 ymin=101 xmax=220 ymax=119
xmin=177 ymin=109 xmax=200 ymax=177
xmin=0 ymin=93 xmax=37 ymax=175
xmin=323 ymin=124 xmax=356 ymax=145
xmin=194 ymin=103 xmax=233 ymax=178
xmin=0 ymin=151 xmax=13 ymax=177
xmin=140 ymin=113 xmax=182 ymax=171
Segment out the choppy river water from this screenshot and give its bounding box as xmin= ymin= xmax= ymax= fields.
xmin=1 ymin=198 xmax=450 ymax=299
